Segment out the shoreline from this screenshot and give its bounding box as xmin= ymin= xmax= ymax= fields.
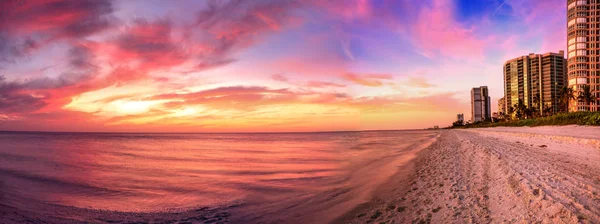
xmin=229 ymin=130 xmax=442 ymax=223
xmin=341 ymin=125 xmax=600 ymax=223
xmin=3 ymin=126 xmax=599 ymax=223
xmin=332 ymin=131 xmax=440 ymax=223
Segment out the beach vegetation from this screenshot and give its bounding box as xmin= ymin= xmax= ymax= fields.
xmin=452 ymin=111 xmax=600 ymax=128
xmin=560 ymin=86 xmax=576 ymax=111
xmin=578 ymin=85 xmax=597 ymax=111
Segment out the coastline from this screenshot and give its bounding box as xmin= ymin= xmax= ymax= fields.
xmin=3 ymin=126 xmax=599 ymax=223
xmin=341 ymin=125 xmax=600 ymax=223
xmin=333 ymin=130 xmax=441 ymax=223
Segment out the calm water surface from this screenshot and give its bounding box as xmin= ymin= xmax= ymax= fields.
xmin=0 ymin=131 xmax=438 ymax=223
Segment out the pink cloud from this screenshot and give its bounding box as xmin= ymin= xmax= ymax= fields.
xmin=405 ymin=77 xmax=436 ymax=88
xmin=271 ymin=74 xmax=289 ymax=82
xmin=305 ymin=81 xmax=346 ymax=88
xmin=91 ymin=19 xmax=189 ymax=72
xmin=410 ymin=0 xmax=487 ymax=60
xmin=347 ymin=92 xmax=467 ymax=113
xmin=0 ymin=0 xmax=115 ymax=61
xmin=152 ymin=86 xmax=291 ymax=101
xmin=341 ymin=73 xmax=393 ymax=87
xmin=0 ymin=0 xmax=114 ymax=37
xmin=521 ymin=0 xmax=565 ymax=52
xmin=271 ymin=74 xmax=346 ymax=88
xmin=154 ymin=86 xmax=300 ymax=111
xmin=313 ymin=0 xmax=372 ymax=21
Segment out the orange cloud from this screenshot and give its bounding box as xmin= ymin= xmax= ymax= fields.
xmin=271 ymin=74 xmax=346 ymax=88
xmin=341 ymin=73 xmax=393 ymax=87
xmin=305 ymin=81 xmax=346 ymax=88
xmin=404 ymin=77 xmax=436 ymax=88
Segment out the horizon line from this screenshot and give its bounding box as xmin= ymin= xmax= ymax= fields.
xmin=0 ymin=128 xmax=433 ymax=135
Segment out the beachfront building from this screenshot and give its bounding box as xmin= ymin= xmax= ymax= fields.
xmin=567 ymin=0 xmax=600 ymax=111
xmin=503 ymin=52 xmax=567 ymax=116
xmin=457 ymin=114 xmax=464 ymax=124
xmin=498 ymin=97 xmax=506 ymax=114
xmin=470 ymin=86 xmax=491 ymax=122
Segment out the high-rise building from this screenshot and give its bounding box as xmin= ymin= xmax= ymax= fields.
xmin=498 ymin=97 xmax=506 ymax=114
xmin=457 ymin=114 xmax=464 ymax=124
xmin=503 ymin=52 xmax=567 ymax=116
xmin=471 ymin=86 xmax=491 ymax=122
xmin=567 ymin=0 xmax=600 ymax=111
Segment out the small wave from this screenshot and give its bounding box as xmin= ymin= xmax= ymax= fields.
xmin=1 ymin=196 xmax=246 ymax=224
xmin=0 ymin=168 xmax=128 ymax=197
xmin=213 ymin=168 xmax=339 ymax=176
xmin=350 ymin=141 xmax=394 ymax=150
xmin=261 ymin=176 xmax=328 ymax=182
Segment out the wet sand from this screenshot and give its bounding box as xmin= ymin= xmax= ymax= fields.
xmin=341 ymin=126 xmax=600 ymax=223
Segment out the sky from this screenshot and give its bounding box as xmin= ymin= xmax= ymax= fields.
xmin=0 ymin=0 xmax=566 ymax=132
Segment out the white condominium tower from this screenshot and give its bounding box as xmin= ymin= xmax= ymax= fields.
xmin=567 ymin=0 xmax=600 ymax=111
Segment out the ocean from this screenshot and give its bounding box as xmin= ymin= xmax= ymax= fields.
xmin=0 ymin=130 xmax=438 ymax=223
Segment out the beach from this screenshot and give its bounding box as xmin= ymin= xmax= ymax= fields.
xmin=1 ymin=127 xmax=599 ymax=223
xmin=342 ymin=125 xmax=600 ymax=223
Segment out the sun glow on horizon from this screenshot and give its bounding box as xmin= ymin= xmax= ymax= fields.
xmin=113 ymin=100 xmax=158 ymax=115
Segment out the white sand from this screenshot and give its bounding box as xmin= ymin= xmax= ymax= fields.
xmin=341 ymin=126 xmax=600 ymax=223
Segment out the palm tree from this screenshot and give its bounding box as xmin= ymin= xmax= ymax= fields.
xmin=560 ymin=86 xmax=576 ymax=112
xmin=527 ymin=106 xmax=539 ymax=118
xmin=578 ymin=85 xmax=597 ymax=111
xmin=498 ymin=112 xmax=507 ymax=121
xmin=549 ymin=95 xmax=557 ymax=115
xmin=514 ymin=99 xmax=527 ymax=120
xmin=533 ymin=93 xmax=540 ymax=109
xmin=543 ymin=104 xmax=553 ymax=116
xmin=529 ymin=93 xmax=538 ymax=117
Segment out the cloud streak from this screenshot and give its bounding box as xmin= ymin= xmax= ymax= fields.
xmin=0 ymin=0 xmax=114 ymax=62
xmin=341 ymin=73 xmax=393 ymax=87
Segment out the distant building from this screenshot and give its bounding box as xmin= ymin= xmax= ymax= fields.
xmin=457 ymin=114 xmax=464 ymax=123
xmin=503 ymin=51 xmax=567 ymax=116
xmin=471 ymin=86 xmax=491 ymax=122
xmin=498 ymin=97 xmax=506 ymax=114
xmin=567 ymin=1 xmax=600 ymax=111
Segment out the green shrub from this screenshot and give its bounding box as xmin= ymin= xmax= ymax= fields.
xmin=454 ymin=112 xmax=600 ymax=129
xmin=581 ymin=113 xmax=600 ymax=125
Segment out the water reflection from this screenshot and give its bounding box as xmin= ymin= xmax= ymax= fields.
xmin=0 ymin=131 xmax=438 ymax=222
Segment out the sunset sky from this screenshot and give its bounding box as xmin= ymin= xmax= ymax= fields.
xmin=0 ymin=0 xmax=566 ymax=132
